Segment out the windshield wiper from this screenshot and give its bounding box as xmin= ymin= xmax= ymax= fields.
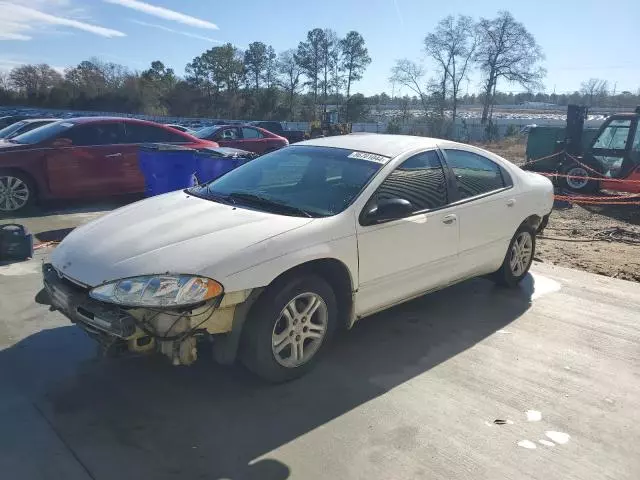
xmin=228 ymin=192 xmax=314 ymax=218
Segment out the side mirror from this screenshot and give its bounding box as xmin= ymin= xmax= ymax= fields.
xmin=362 ymin=197 xmax=413 ymax=225
xmin=51 ymin=137 xmax=72 ymax=147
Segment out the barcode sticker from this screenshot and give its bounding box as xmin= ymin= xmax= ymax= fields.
xmin=347 ymin=151 xmax=388 ymax=163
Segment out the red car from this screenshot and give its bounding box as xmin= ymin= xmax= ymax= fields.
xmin=0 ymin=117 xmax=217 ymax=213
xmin=193 ymin=124 xmax=288 ymax=154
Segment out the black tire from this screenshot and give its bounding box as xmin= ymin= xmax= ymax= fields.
xmin=0 ymin=169 xmax=37 ymax=215
xmin=491 ymin=224 xmax=536 ymax=288
xmin=560 ymin=164 xmax=599 ymax=193
xmin=240 ymin=274 xmax=337 ymax=382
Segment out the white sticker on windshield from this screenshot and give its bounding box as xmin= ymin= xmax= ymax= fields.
xmin=348 ymin=151 xmax=387 ymax=163
xmin=60 ymin=122 xmax=74 ymax=128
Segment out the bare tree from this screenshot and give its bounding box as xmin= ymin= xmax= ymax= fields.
xmin=580 ymin=78 xmax=608 ymax=107
xmin=0 ymin=71 xmax=10 ymax=90
xmin=474 ymin=11 xmax=545 ymax=124
xmin=424 ymin=15 xmax=476 ymax=125
xmin=278 ymin=50 xmax=303 ymax=120
xmin=9 ymin=64 xmax=62 ymax=96
xmin=340 ymin=31 xmax=371 ymax=122
xmin=389 ymin=59 xmax=429 ymax=115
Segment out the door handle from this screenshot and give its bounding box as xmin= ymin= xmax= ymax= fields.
xmin=506 ymin=198 xmax=516 ymax=207
xmin=442 ymin=214 xmax=457 ymax=225
xmin=105 ymin=153 xmax=122 ymax=158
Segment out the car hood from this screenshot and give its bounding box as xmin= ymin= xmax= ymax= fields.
xmin=51 ymin=191 xmax=313 ymax=287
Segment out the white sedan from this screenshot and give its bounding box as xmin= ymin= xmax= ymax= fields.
xmin=43 ymin=134 xmax=553 ymax=381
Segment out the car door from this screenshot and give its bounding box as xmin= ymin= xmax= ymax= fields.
xmin=355 ymin=150 xmax=459 ymax=317
xmin=597 ymin=118 xmax=640 ymax=192
xmin=45 ymin=122 xmax=127 ymax=198
xmin=121 ymin=122 xmax=192 ymax=194
xmin=238 ymin=126 xmax=268 ymax=154
xmin=440 ymin=148 xmax=522 ymax=278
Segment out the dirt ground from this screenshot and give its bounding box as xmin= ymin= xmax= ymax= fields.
xmin=484 ymin=137 xmax=640 ymax=282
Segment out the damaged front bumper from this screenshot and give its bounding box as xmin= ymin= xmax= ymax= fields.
xmin=42 ymin=263 xmax=234 ymax=365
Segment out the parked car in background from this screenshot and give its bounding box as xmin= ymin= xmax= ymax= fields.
xmin=248 ymin=121 xmax=306 ymax=144
xmin=194 ymin=124 xmax=288 ymax=154
xmin=0 ymin=118 xmax=58 ymax=140
xmin=44 ymin=134 xmax=553 ymax=382
xmin=165 ymin=124 xmax=195 ymax=134
xmin=0 ymin=117 xmax=216 ymax=213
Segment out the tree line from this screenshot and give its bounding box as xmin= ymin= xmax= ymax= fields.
xmin=0 ymin=27 xmax=371 ymax=122
xmin=0 ymin=12 xmax=637 ymax=124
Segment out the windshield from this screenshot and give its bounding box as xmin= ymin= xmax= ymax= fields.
xmin=0 ymin=121 xmax=28 ymax=139
xmin=194 ymin=125 xmax=222 ymax=139
xmin=10 ymin=121 xmax=74 ymax=145
xmin=188 ymin=145 xmax=384 ymax=217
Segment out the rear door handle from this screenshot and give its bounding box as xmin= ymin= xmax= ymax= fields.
xmin=506 ymin=198 xmax=516 ymax=207
xmin=442 ymin=214 xmax=457 ymax=225
xmin=105 ymin=153 xmax=122 ymax=158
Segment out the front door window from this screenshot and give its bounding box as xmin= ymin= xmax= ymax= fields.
xmin=592 ymin=119 xmax=634 ymax=178
xmin=593 ymin=119 xmax=632 ymax=151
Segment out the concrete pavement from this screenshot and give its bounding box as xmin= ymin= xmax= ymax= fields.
xmin=0 ymin=205 xmax=639 ymax=480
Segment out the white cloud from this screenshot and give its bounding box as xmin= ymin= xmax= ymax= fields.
xmin=130 ymin=19 xmax=221 ymax=43
xmin=0 ymin=2 xmax=126 ymax=40
xmin=105 ymin=0 xmax=218 ymax=30
xmin=0 ymin=57 xmax=66 ymax=73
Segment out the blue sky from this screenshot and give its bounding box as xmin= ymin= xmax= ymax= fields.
xmin=1 ymin=0 xmax=638 ymax=96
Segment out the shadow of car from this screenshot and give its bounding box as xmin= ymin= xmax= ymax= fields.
xmin=0 ymin=274 xmax=532 ymax=479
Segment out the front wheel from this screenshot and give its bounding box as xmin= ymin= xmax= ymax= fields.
xmin=561 ymin=164 xmax=599 ymax=193
xmin=491 ymin=224 xmax=536 ymax=288
xmin=241 ymin=275 xmax=337 ymax=382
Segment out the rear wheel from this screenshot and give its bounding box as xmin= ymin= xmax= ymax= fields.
xmin=491 ymin=224 xmax=536 ymax=288
xmin=0 ymin=171 xmax=36 ymax=214
xmin=241 ymin=275 xmax=337 ymax=382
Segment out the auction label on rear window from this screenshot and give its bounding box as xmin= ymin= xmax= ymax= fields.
xmin=348 ymin=151 xmax=387 ymax=163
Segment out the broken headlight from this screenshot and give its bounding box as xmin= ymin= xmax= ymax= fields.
xmin=89 ymin=275 xmax=223 ymax=308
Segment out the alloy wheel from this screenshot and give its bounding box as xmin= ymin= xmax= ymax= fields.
xmin=0 ymin=175 xmax=30 ymax=212
xmin=509 ymin=231 xmax=533 ymax=277
xmin=272 ymin=292 xmax=328 ymax=368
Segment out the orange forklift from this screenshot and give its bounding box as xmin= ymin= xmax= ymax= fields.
xmin=524 ymin=105 xmax=640 ymax=193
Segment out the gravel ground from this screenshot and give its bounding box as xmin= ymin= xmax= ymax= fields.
xmin=485 ymin=138 xmax=640 ymax=282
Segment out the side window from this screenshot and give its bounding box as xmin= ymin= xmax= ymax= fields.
xmin=242 ymin=127 xmax=263 ymax=139
xmin=444 ymin=149 xmax=506 ymax=199
xmin=221 ymin=128 xmax=240 ymax=140
xmin=593 ymin=119 xmax=631 ymax=150
xmin=125 ymin=123 xmax=187 ymax=143
xmin=373 ymin=150 xmax=448 ymax=214
xmin=66 ymin=123 xmax=125 ymax=146
xmin=632 ymin=122 xmax=640 ymax=152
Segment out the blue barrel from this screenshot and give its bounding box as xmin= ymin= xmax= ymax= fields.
xmin=138 ymin=144 xmax=197 ymax=196
xmin=193 ymin=147 xmax=256 ymax=185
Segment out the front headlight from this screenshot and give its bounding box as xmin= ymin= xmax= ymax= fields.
xmin=89 ymin=275 xmax=223 ymax=307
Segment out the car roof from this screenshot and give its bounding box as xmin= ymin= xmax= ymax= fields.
xmin=65 ymin=117 xmax=169 ymax=126
xmin=299 ymin=134 xmax=443 ymax=160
